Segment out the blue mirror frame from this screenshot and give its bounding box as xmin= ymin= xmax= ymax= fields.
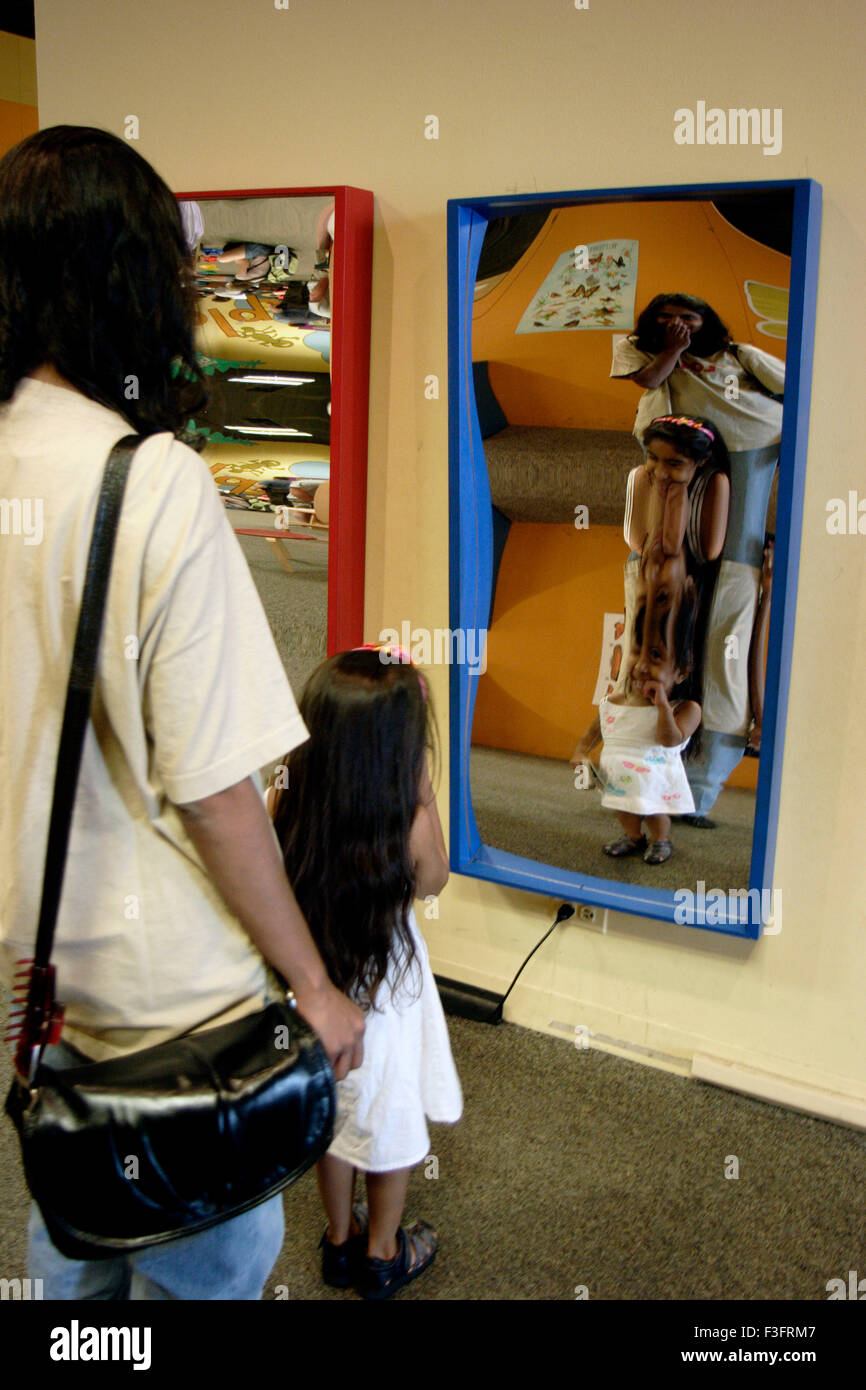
xmin=447 ymin=179 xmax=821 ymax=938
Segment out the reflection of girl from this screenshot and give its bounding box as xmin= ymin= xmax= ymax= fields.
xmin=612 ymin=294 xmax=784 ymax=823
xmin=626 ymin=414 xmax=730 ymax=563
xmin=571 ymin=564 xmax=702 ymax=865
xmin=271 ymin=649 xmax=462 ymax=1300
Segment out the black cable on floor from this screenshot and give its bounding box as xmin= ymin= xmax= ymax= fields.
xmin=491 ymin=903 xmax=575 ymax=1024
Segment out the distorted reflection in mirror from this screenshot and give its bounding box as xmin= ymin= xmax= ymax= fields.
xmin=448 ymin=181 xmax=821 ymax=935
xmin=175 ymin=188 xmax=372 ymax=686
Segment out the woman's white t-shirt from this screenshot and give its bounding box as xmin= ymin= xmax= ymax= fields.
xmin=0 ymin=379 xmax=307 ymax=1057
xmin=611 ymin=336 xmax=784 ymax=450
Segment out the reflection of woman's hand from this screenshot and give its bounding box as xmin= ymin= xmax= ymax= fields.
xmin=662 ymin=321 xmax=691 ymax=353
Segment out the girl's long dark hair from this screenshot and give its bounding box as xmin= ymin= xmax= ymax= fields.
xmin=634 ymin=293 xmax=731 ymax=359
xmin=0 ymin=125 xmax=206 ymax=433
xmin=273 ymin=651 xmax=433 ymax=1009
xmin=669 ymin=577 xmax=704 ymax=762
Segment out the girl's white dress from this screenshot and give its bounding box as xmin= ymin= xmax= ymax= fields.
xmin=328 ymin=908 xmax=463 ymax=1172
xmin=599 ymin=697 xmax=696 ymax=817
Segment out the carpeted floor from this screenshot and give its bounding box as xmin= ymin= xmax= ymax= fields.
xmin=1 ymin=1004 xmax=863 ymax=1300
xmin=471 ymin=745 xmax=754 ymax=892
xmin=229 ymin=515 xmax=328 ymax=698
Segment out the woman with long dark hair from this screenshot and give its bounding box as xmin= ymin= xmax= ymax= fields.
xmin=0 ymin=126 xmax=363 ymax=1300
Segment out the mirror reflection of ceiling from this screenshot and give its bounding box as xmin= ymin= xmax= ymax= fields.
xmin=183 ymin=196 xmax=334 ymax=505
xmin=477 ymin=195 xmax=793 ymax=285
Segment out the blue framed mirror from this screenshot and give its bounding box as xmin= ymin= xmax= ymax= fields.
xmin=448 ymin=180 xmax=821 ymax=937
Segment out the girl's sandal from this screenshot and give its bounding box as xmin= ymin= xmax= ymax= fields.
xmin=360 ymin=1220 xmax=439 ymax=1301
xmin=603 ymin=834 xmax=647 ymax=858
xmin=644 ymin=840 xmax=673 ymax=864
xmin=319 ymin=1203 xmax=369 ymax=1288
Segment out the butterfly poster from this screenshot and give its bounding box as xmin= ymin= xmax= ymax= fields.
xmin=516 ymin=239 xmax=638 ymax=334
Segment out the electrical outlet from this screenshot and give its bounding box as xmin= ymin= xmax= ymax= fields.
xmin=571 ymin=904 xmax=607 ymax=933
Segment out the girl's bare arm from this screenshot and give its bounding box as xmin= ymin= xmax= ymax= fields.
xmin=570 ymin=713 xmax=602 ymax=766
xmin=410 ymin=762 xmax=450 ymax=900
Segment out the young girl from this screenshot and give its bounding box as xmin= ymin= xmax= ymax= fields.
xmin=269 ymin=647 xmax=462 ymax=1300
xmin=612 ymin=293 xmax=784 ymax=822
xmin=571 ymin=552 xmax=702 ymax=864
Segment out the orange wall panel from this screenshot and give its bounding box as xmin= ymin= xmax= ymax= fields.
xmin=473 ymin=200 xmax=790 ymax=431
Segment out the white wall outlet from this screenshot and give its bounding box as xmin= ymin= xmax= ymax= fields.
xmin=574 ymin=904 xmax=606 ymax=931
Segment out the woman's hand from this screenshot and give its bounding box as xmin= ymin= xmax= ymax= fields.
xmin=662 ymin=320 xmax=692 ymax=353
xmin=292 ymin=979 xmax=365 ymax=1082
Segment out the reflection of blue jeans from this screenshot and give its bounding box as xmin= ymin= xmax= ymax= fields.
xmin=684 ymin=444 xmax=778 ymax=813
xmin=26 ymin=1041 xmax=285 ymax=1300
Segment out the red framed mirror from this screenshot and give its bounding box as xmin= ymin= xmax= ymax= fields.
xmin=174 ymin=185 xmax=373 ymax=660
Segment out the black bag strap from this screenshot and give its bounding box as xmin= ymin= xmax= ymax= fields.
xmin=31 ymin=434 xmax=140 ymax=970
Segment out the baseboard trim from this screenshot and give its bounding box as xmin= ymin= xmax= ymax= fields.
xmin=434 ymin=974 xmax=503 ymax=1023
xmin=692 ymin=1053 xmax=866 ymax=1131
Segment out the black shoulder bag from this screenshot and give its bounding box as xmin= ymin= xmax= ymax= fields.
xmin=5 ymin=435 xmax=335 ymax=1261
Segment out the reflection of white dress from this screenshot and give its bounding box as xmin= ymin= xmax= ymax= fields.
xmin=328 ymin=908 xmax=463 ymax=1173
xmin=599 ymin=698 xmax=695 ymax=817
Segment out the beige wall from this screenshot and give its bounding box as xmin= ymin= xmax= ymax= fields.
xmin=34 ymin=0 xmax=866 ymax=1105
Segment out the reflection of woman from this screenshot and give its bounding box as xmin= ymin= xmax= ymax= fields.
xmin=0 ymin=126 xmax=363 ymax=1300
xmin=612 ymin=293 xmax=785 ymax=824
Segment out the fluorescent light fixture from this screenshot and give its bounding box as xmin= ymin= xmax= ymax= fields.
xmin=227 ymin=375 xmax=316 ymax=386
xmin=225 ymin=425 xmax=313 ymax=437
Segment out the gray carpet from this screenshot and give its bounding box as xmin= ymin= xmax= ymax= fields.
xmin=471 ymin=745 xmax=754 ymax=892
xmin=2 ymin=1006 xmax=863 ymax=1300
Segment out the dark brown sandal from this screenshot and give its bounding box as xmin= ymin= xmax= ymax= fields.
xmin=603 ymin=834 xmax=647 ymax=858
xmin=644 ymin=839 xmax=673 ymax=864
xmin=319 ymin=1203 xmax=368 ymax=1289
xmin=360 ymin=1220 xmax=438 ymax=1301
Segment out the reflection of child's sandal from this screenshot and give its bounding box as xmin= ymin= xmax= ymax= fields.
xmin=644 ymin=840 xmax=672 ymax=864
xmin=361 ymin=1220 xmax=438 ymax=1301
xmin=603 ymin=834 xmax=647 ymax=858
